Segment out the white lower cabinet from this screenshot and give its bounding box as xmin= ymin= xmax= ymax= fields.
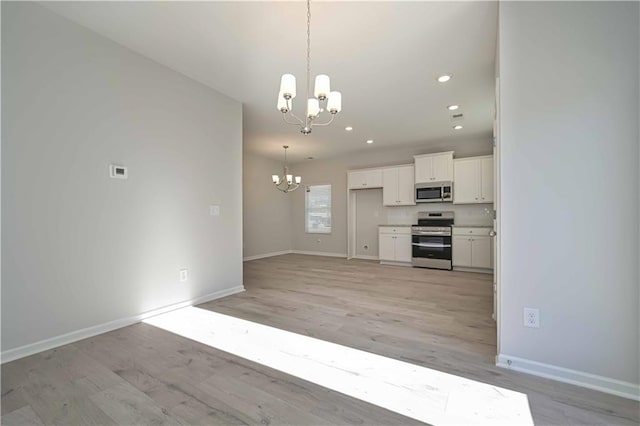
xmin=378 ymin=227 xmax=412 ymax=263
xmin=452 ymin=227 xmax=493 ymax=270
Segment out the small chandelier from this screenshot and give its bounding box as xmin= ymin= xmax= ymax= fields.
xmin=272 ymin=145 xmax=301 ymax=193
xmin=276 ymin=0 xmax=342 ymax=135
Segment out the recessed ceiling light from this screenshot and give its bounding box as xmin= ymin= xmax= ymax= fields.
xmin=345 ymin=126 xmax=353 ymax=131
xmin=437 ymin=75 xmax=452 ymax=83
xmin=447 ymin=105 xmax=459 ymax=111
xmin=453 ymin=125 xmax=463 ymax=130
xmin=366 ymin=139 xmax=374 ymax=144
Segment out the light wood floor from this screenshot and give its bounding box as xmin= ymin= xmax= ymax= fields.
xmin=2 ymin=254 xmax=639 ymax=425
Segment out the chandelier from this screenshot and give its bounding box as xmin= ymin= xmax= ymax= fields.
xmin=276 ymin=0 xmax=342 ymax=135
xmin=272 ymin=146 xmax=301 ymax=193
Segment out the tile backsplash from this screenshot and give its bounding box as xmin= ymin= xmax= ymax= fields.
xmin=385 ymin=203 xmax=493 ymax=226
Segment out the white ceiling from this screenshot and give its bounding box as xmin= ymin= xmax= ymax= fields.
xmin=41 ymin=1 xmax=498 ymax=162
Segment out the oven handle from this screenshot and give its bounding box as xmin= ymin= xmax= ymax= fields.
xmin=412 ymin=243 xmax=452 ymax=248
xmin=411 ymin=232 xmax=451 ymax=236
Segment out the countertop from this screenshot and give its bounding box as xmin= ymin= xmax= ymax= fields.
xmin=378 ymin=224 xmax=412 ymax=227
xmin=451 ymin=225 xmax=492 ymax=228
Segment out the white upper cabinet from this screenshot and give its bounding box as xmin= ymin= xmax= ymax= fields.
xmin=480 ymin=157 xmax=494 ymax=203
xmin=414 ymin=152 xmax=454 ymax=184
xmin=348 ymin=169 xmax=383 ymax=189
xmin=383 ymin=165 xmax=415 ymax=206
xmin=453 ymin=155 xmax=494 ymax=204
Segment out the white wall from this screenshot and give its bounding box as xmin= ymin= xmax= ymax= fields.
xmin=1 ymin=3 xmax=243 ymax=353
xmin=499 ymin=1 xmax=639 ymax=389
xmin=243 ymin=152 xmax=293 ymax=259
xmin=290 ymin=137 xmax=493 ymax=255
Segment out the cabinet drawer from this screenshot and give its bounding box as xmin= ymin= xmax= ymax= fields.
xmin=452 ymin=227 xmax=491 ymax=236
xmin=378 ymin=226 xmax=411 ymax=235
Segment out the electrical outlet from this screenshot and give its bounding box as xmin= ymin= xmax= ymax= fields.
xmin=523 ymin=307 xmax=540 ymax=328
xmin=179 ymin=269 xmax=188 ymax=282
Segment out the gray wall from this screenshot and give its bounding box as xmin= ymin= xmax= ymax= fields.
xmin=290 ymin=137 xmax=493 ymax=255
xmin=499 ymin=1 xmax=639 ymax=384
xmin=243 ymin=152 xmax=293 ymax=258
xmin=1 ymin=3 xmax=243 ymax=351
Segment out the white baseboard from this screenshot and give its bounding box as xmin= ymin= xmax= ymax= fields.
xmin=243 ymin=250 xmax=292 ymax=261
xmin=352 ymin=255 xmax=379 ymax=261
xmin=496 ymin=354 xmax=640 ymax=401
xmin=1 ymin=285 xmax=245 ymax=364
xmin=291 ymin=250 xmax=347 ymax=258
xmin=453 ymin=266 xmax=493 ymax=275
xmin=380 ymin=261 xmax=413 ymax=267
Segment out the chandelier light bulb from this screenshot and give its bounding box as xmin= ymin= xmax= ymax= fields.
xmin=272 ymin=175 xmax=280 ymax=184
xmin=314 ymin=75 xmax=330 ymax=100
xmin=286 ymin=174 xmax=293 ymax=184
xmin=280 ymin=74 xmax=297 ymax=99
xmin=295 ymin=176 xmax=302 ymax=184
xmin=307 ymin=98 xmax=320 ymax=118
xmin=327 ymin=91 xmax=342 ymax=114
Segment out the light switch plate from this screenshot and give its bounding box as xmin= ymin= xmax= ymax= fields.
xmin=209 ymin=205 xmax=220 ymax=216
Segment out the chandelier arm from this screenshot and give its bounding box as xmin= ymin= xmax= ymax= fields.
xmin=310 ymin=113 xmax=336 ymax=127
xmin=282 ymin=113 xmax=304 ymax=126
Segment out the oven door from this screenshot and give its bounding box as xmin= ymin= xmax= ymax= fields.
xmin=411 ymin=235 xmax=452 ymax=260
xmin=415 ymin=186 xmax=443 ymax=203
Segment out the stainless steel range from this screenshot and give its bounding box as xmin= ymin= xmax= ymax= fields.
xmin=411 ymin=211 xmax=454 ymax=270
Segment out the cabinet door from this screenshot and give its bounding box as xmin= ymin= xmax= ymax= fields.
xmin=349 ymin=170 xmax=383 ymax=189
xmin=397 ymin=166 xmax=415 ymax=205
xmin=348 ymin=171 xmax=367 ymax=189
xmin=453 ymin=160 xmax=479 ymax=204
xmin=471 ymin=236 xmax=492 ymax=269
xmin=452 ymin=236 xmax=472 ymax=267
xmin=382 ymin=168 xmax=399 ymax=206
xmin=431 ymin=153 xmax=453 ymax=182
xmin=365 ymin=169 xmax=383 ymax=188
xmin=480 ymin=157 xmax=494 ymax=203
xmin=378 ymin=234 xmax=396 ymax=261
xmin=395 ymin=234 xmax=412 ymax=262
xmin=414 ymin=156 xmax=433 ymax=183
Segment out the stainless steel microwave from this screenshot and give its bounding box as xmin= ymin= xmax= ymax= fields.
xmin=415 ymin=182 xmax=453 ymax=203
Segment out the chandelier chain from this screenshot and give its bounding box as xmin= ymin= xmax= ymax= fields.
xmin=306 ymin=0 xmax=311 ymax=127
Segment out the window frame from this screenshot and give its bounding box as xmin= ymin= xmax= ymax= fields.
xmin=304 ymin=183 xmax=332 ymax=234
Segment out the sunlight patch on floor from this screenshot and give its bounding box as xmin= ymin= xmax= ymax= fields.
xmin=143 ymin=306 xmax=533 ymax=425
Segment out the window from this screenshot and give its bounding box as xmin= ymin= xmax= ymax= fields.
xmin=305 ymin=184 xmax=332 ymax=233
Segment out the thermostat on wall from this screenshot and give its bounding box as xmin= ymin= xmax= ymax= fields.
xmin=109 ymin=164 xmax=128 ymax=179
